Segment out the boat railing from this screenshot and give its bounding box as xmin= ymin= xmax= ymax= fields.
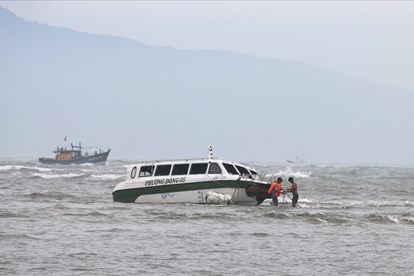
xmin=129 ymin=157 xmax=219 ymax=164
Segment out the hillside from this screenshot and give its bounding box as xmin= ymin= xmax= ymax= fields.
xmin=1 ymin=7 xmax=413 ymax=163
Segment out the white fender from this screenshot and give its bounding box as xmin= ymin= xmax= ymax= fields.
xmin=205 ymin=191 xmax=232 ymax=205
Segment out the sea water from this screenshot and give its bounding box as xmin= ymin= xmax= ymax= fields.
xmin=0 ymin=159 xmax=413 ymax=275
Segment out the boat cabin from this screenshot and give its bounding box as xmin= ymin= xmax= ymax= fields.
xmin=54 ymin=149 xmax=81 ymax=161
xmin=113 ymin=155 xmax=269 ymax=204
xmin=126 ymin=158 xmax=259 ymax=182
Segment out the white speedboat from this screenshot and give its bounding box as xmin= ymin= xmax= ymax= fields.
xmin=112 ymin=148 xmax=271 ymax=205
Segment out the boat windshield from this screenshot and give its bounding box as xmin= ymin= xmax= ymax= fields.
xmin=235 ymin=165 xmax=251 ymax=176
xmin=139 ymin=165 xmax=154 ymax=177
xmin=222 ymin=163 xmax=239 ymax=175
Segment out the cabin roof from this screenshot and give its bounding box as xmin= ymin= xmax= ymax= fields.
xmin=125 ymin=158 xmax=257 ymax=172
xmin=53 ymin=150 xmax=81 ymax=154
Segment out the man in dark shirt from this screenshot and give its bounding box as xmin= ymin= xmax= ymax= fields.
xmin=287 ymin=177 xmax=299 ymax=207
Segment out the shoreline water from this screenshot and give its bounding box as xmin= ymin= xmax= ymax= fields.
xmin=0 ymin=159 xmax=413 ymax=275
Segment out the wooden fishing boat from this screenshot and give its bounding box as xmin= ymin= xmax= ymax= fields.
xmin=39 ymin=142 xmax=110 ymax=165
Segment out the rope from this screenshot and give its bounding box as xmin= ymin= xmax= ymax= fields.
xmin=282 ymin=192 xmax=287 ymax=203
xmin=286 ymin=192 xmax=302 ymax=208
xmin=206 ymin=175 xmax=239 ymax=204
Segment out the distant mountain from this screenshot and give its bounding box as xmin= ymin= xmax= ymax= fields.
xmin=1 ymin=7 xmax=413 ymax=163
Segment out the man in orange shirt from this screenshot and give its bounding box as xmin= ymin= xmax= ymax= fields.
xmin=268 ymin=177 xmax=283 ymax=206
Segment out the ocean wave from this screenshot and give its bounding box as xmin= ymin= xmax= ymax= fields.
xmin=141 ymin=208 xmax=242 ymax=222
xmin=298 ymin=212 xmax=355 ymax=224
xmin=0 ymin=165 xmax=20 ymax=171
xmin=258 ymin=210 xmax=355 ymax=224
xmin=26 ymin=192 xmax=75 ymax=201
xmin=363 ymin=213 xmax=401 ymax=224
xmin=262 ymin=212 xmax=292 ymax=219
xmin=365 ymin=200 xmax=414 ymax=208
xmin=400 ymin=214 xmax=414 ymax=225
xmin=0 ymin=211 xmax=29 ymax=218
xmin=298 ymin=199 xmax=414 ymax=209
xmin=91 ymin=174 xmax=123 ymax=180
xmin=403 ymin=200 xmax=414 ymax=207
xmin=263 ymin=211 xmax=412 ymax=225
xmin=32 ymin=173 xmax=84 ymax=179
xmin=63 ymin=211 xmax=108 ymax=217
xmin=250 ymin=232 xmax=271 ymax=237
xmin=265 ymin=167 xmax=312 ymax=179
xmin=256 ymin=205 xmax=414 ymax=225
xmin=0 ymin=165 xmax=61 ymax=172
xmin=0 ymin=233 xmax=40 ymax=240
xmin=50 ymin=203 xmax=68 ymax=209
xmin=79 ymin=163 xmax=94 ymax=167
xmin=260 ymin=198 xmax=295 ymax=205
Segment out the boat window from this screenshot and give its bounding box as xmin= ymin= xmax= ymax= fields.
xmin=223 ymin=163 xmax=239 ymax=175
xmin=154 ymin=164 xmax=172 ymax=176
xmin=172 ymin=164 xmax=189 ymax=175
xmin=250 ymin=170 xmax=258 ymax=176
xmin=235 ymin=165 xmax=250 ymax=176
xmin=139 ymin=165 xmax=154 ymax=177
xmin=189 ymin=163 xmax=208 ymax=175
xmin=208 ymin=163 xmax=222 ymax=174
xmin=130 ymin=166 xmax=137 ymax=179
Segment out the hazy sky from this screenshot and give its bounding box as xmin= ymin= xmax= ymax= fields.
xmin=2 ymin=1 xmax=414 ymax=92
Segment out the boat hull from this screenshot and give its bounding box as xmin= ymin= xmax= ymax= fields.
xmin=112 ymin=179 xmax=271 ymax=205
xmin=38 ymin=150 xmax=110 ymax=165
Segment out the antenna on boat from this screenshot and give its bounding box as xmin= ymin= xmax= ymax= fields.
xmin=208 ymin=145 xmax=213 ymax=159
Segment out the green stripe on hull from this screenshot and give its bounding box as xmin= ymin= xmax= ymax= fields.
xmin=113 ymin=180 xmax=253 ymax=203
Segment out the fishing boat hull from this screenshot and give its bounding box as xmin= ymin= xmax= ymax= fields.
xmin=38 ymin=150 xmax=110 ymax=165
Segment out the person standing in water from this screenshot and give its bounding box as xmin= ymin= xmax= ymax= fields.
xmin=268 ymin=177 xmax=283 ymax=206
xmin=287 ymin=177 xmax=299 ymax=207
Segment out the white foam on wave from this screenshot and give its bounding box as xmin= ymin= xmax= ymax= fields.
xmin=267 ymin=167 xmax=312 ymax=179
xmin=32 ymin=173 xmax=84 ymax=179
xmin=403 ymin=200 xmax=414 ymax=207
xmin=91 ymin=174 xmax=123 ymax=180
xmin=260 ymin=197 xmax=311 ymax=208
xmin=32 ymin=166 xmax=57 ymax=172
xmin=79 ymin=163 xmax=94 ymax=167
xmin=386 ymin=215 xmax=400 ymax=224
xmin=314 ymin=199 xmax=413 ymax=209
xmin=401 ymin=216 xmax=414 ymax=224
xmin=0 ymin=165 xmax=17 ymax=171
xmin=296 ymin=198 xmax=313 ymax=203
xmin=366 ymin=200 xmax=414 ymax=208
xmin=0 ymin=165 xmax=61 ymax=172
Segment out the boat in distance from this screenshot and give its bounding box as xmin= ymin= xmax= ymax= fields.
xmin=112 ymin=147 xmax=271 ymax=205
xmin=39 ymin=142 xmax=110 ymax=165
